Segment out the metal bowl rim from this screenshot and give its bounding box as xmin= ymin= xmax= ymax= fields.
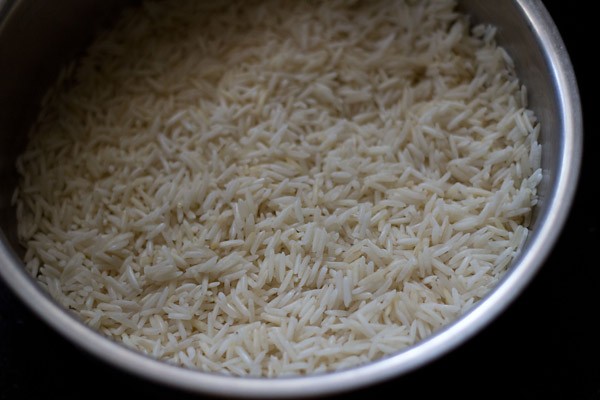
xmin=0 ymin=0 xmax=583 ymax=397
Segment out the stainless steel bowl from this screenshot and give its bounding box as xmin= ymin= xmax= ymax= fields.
xmin=0 ymin=0 xmax=582 ymax=397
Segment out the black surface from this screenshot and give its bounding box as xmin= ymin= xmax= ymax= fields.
xmin=1 ymin=1 xmax=598 ymax=399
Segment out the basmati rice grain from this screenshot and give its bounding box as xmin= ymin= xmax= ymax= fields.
xmin=14 ymin=0 xmax=541 ymax=377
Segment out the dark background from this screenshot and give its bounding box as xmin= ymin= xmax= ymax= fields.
xmin=1 ymin=1 xmax=597 ymax=399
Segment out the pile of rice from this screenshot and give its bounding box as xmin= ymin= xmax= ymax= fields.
xmin=14 ymin=0 xmax=542 ymax=376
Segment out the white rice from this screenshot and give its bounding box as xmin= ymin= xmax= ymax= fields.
xmin=14 ymin=0 xmax=542 ymax=377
